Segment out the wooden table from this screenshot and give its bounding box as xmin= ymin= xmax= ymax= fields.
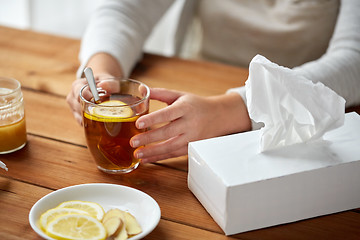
xmin=0 ymin=26 xmax=359 ymax=240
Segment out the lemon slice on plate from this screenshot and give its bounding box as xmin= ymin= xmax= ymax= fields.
xmin=46 ymin=214 xmax=106 ymax=240
xmin=56 ymin=200 xmax=105 ymax=221
xmin=84 ymin=100 xmax=138 ymax=122
xmin=40 ymin=208 xmax=89 ymax=231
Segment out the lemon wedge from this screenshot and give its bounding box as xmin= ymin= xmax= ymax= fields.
xmin=56 ymin=200 xmax=105 ymax=221
xmin=84 ymin=100 xmax=138 ymax=122
xmin=46 ymin=214 xmax=106 ymax=240
xmin=40 ymin=208 xmax=89 ymax=231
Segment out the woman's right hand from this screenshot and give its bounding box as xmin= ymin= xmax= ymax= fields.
xmin=66 ymin=53 xmax=124 ymax=125
xmin=66 ymin=74 xmax=119 ymax=125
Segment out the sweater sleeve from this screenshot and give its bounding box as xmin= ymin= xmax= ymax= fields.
xmin=229 ymin=0 xmax=360 ymax=129
xmin=292 ymin=0 xmax=360 ymax=108
xmin=77 ymin=0 xmax=174 ymax=78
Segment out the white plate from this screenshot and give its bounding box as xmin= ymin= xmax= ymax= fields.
xmin=29 ymin=183 xmax=161 ymax=240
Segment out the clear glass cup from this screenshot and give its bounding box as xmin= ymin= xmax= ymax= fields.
xmin=0 ymin=77 xmax=27 ymax=154
xmin=80 ymin=78 xmax=150 ymax=174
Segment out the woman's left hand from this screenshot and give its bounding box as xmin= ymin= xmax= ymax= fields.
xmin=130 ymin=88 xmax=251 ymax=163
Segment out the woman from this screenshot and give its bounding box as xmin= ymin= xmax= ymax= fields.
xmin=67 ymin=0 xmax=360 ymax=163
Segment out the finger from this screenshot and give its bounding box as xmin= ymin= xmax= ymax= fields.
xmin=80 ymin=87 xmax=93 ymax=101
xmin=94 ymin=73 xmax=115 ymax=80
xmin=66 ymin=78 xmax=88 ymax=125
xmin=134 ymin=134 xmax=188 ymax=159
xmin=72 ymin=78 xmax=90 ymax=101
xmin=139 ymin=84 xmax=150 ymax=98
xmin=140 ymin=146 xmax=188 ymax=164
xmin=74 ymin=111 xmax=83 ymax=126
xmin=66 ymin=91 xmax=83 ymax=125
xmin=149 ymin=88 xmax=184 ymax=105
xmin=97 ymin=79 xmax=120 ymax=94
xmin=131 ymin=118 xmax=185 ymax=147
xmin=136 ymin=102 xmax=185 ymax=129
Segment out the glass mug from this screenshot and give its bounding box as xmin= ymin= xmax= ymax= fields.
xmin=0 ymin=77 xmax=27 ymax=154
xmin=80 ymin=78 xmax=150 ymax=174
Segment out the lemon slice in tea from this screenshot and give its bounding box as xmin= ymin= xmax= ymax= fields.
xmin=40 ymin=207 xmax=89 ymax=231
xmin=85 ymin=100 xmax=138 ymax=122
xmin=56 ymin=200 xmax=105 ymax=221
xmin=93 ymin=100 xmax=132 ymax=118
xmin=46 ymin=214 xmax=106 ymax=240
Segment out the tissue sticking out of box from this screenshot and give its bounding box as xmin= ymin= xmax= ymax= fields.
xmin=0 ymin=160 xmax=8 ymax=171
xmin=245 ymin=54 xmax=346 ymax=152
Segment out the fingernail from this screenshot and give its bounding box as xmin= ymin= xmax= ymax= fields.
xmin=137 ymin=121 xmax=145 ymax=129
xmin=136 ymin=151 xmax=143 ymax=159
xmin=131 ymin=139 xmax=140 ymax=148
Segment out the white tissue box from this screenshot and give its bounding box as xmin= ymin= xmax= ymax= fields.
xmin=188 ymin=112 xmax=360 ymax=235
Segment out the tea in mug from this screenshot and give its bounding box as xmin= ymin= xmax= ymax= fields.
xmin=83 ymin=94 xmax=147 ymax=173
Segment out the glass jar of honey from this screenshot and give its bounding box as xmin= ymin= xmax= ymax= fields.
xmin=0 ymin=77 xmax=27 ymax=154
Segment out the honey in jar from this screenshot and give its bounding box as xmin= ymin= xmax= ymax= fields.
xmin=0 ymin=78 xmax=27 ymax=154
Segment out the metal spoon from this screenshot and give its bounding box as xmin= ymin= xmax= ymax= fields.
xmin=84 ymin=67 xmax=100 ymax=103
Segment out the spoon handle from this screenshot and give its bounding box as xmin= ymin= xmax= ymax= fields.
xmin=84 ymin=67 xmax=100 ymax=103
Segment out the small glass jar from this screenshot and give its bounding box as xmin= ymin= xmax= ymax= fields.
xmin=0 ymin=77 xmax=27 ymax=154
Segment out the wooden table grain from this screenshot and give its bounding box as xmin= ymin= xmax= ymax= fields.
xmin=0 ymin=26 xmax=359 ymax=240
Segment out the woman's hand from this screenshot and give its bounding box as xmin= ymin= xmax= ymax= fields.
xmin=130 ymin=88 xmax=251 ymax=163
xmin=66 ymin=74 xmax=118 ymax=125
xmin=66 ymin=53 xmax=123 ymax=125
